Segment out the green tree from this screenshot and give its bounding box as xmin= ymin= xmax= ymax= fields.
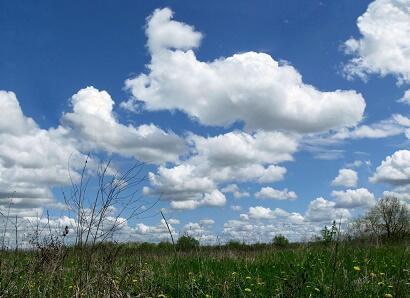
xmin=176 ymin=235 xmax=199 ymax=251
xmin=272 ymin=234 xmax=289 ymax=247
xmin=354 ymin=196 xmax=410 ymax=242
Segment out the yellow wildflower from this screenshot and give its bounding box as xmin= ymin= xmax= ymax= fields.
xmin=353 ymin=266 xmax=361 ymax=271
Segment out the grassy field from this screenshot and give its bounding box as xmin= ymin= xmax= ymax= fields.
xmin=0 ymin=243 xmax=409 ymax=297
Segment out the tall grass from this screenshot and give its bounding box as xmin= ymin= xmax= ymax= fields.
xmin=0 ymin=242 xmax=409 ymax=297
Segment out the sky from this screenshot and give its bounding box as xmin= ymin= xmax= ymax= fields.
xmin=0 ymin=0 xmax=409 ymax=245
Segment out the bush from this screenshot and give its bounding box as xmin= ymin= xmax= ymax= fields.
xmin=176 ymin=235 xmax=199 ymax=251
xmin=138 ymin=242 xmax=157 ymax=251
xmin=157 ymin=241 xmax=174 ymax=251
xmin=226 ymin=240 xmax=244 ymax=250
xmin=272 ymin=234 xmax=289 ymax=247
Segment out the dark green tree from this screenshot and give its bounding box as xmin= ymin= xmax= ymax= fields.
xmin=272 ymin=234 xmax=289 ymax=247
xmin=176 ymin=235 xmax=199 ymax=251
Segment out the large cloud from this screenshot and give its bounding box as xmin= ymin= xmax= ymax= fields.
xmin=0 ymin=91 xmax=86 ymax=213
xmin=331 ymin=188 xmax=376 ymax=209
xmin=344 ymin=0 xmax=410 ymax=83
xmin=370 ymin=150 xmax=410 ymax=184
xmin=124 ymin=8 xmax=366 ymax=133
xmin=144 ymin=130 xmax=296 ymax=209
xmin=63 ymin=87 xmax=185 ymax=164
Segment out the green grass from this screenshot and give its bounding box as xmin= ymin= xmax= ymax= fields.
xmin=0 ymin=243 xmax=409 ymax=297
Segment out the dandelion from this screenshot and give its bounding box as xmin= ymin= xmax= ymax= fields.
xmin=354 ymin=266 xmax=361 ymax=271
xmin=384 ymin=294 xmax=393 ymax=298
xmin=244 ymin=288 xmax=251 ymax=293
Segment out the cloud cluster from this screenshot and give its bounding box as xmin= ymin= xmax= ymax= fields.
xmin=223 ymin=197 xmax=353 ymax=243
xmin=304 ymin=198 xmax=351 ymax=222
xmin=344 ymin=0 xmax=410 ymax=83
xmin=124 ymin=8 xmax=366 ymax=133
xmin=0 ymin=87 xmax=186 ymax=215
xmin=144 ymin=130 xmax=297 ymax=209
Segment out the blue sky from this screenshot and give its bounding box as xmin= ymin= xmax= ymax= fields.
xmin=0 ymin=0 xmax=409 ymax=244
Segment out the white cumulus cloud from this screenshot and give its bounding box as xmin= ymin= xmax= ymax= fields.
xmin=332 ymin=168 xmax=358 ymax=188
xmin=124 ymin=8 xmax=366 ymax=133
xmin=305 ymin=197 xmax=351 ymax=222
xmin=370 ymin=150 xmax=410 ymax=185
xmin=0 ymin=91 xmax=87 ymax=213
xmin=63 ymin=86 xmax=185 ymax=164
xmin=255 ymin=187 xmax=297 ymax=200
xmin=331 ymin=188 xmax=376 ymax=208
xmin=344 ymin=0 xmax=410 ymax=83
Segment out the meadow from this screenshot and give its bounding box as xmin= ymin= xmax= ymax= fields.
xmin=0 ymin=242 xmax=409 ymax=297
